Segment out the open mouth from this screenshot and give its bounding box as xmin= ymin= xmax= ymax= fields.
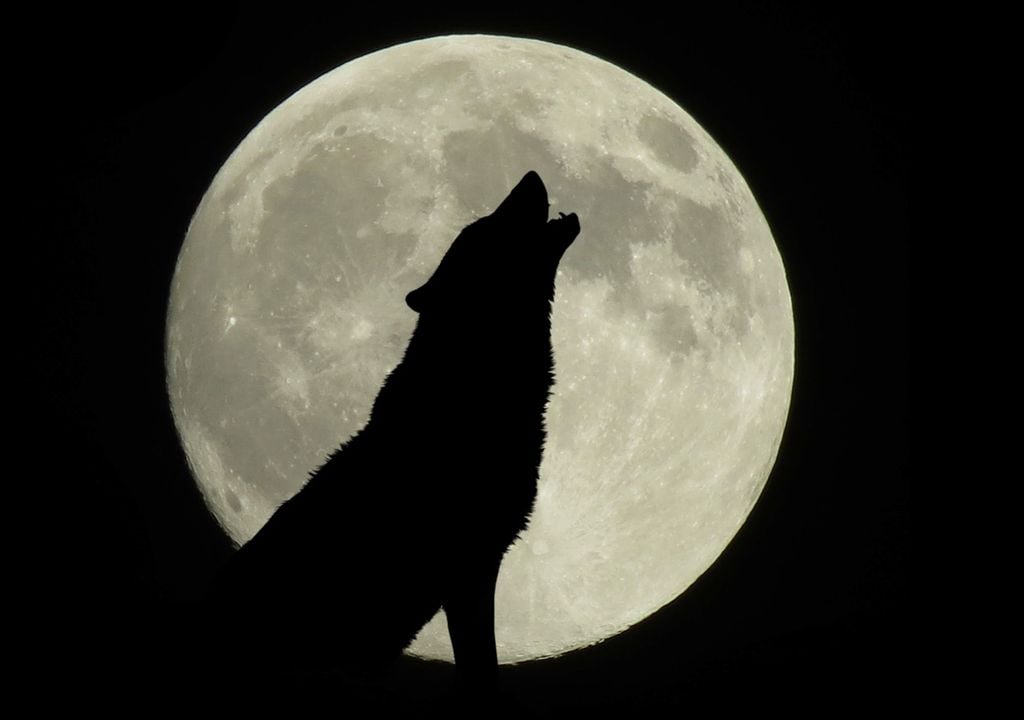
xmin=545 ymin=210 xmax=580 ymax=256
xmin=547 ymin=210 xmax=580 ymax=234
xmin=494 ymin=171 xmax=579 ymax=244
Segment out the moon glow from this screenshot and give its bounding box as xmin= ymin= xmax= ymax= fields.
xmin=166 ymin=35 xmax=794 ymax=663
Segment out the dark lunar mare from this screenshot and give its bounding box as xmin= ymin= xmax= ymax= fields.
xmin=205 ymin=171 xmax=580 ymax=697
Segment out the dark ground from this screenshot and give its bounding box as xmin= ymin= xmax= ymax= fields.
xmin=22 ymin=4 xmax=909 ymax=713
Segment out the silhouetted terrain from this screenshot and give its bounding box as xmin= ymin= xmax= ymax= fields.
xmin=206 ymin=171 xmax=580 ymax=700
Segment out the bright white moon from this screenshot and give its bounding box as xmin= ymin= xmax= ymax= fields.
xmin=167 ymin=35 xmax=794 ymax=664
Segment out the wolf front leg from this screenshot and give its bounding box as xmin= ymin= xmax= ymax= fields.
xmin=444 ymin=549 xmax=504 ymax=696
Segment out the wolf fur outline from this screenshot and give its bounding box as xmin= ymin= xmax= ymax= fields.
xmin=207 ymin=171 xmax=580 ymax=688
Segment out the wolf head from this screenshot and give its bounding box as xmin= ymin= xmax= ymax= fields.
xmin=405 ymin=171 xmax=580 ymax=317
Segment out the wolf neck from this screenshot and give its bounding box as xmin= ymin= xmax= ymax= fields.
xmin=371 ymin=303 xmax=556 ymax=427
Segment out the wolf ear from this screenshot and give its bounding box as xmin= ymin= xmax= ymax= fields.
xmin=405 ymin=282 xmax=433 ymax=313
xmin=405 ymin=286 xmax=426 ymax=313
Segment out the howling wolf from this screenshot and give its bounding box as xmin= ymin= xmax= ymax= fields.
xmin=207 ymin=171 xmax=580 ymax=692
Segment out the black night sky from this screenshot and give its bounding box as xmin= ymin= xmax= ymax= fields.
xmin=26 ymin=4 xmax=909 ymax=712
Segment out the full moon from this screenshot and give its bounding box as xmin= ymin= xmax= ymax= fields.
xmin=166 ymin=35 xmax=793 ymax=664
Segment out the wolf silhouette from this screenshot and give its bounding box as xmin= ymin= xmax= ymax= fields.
xmin=207 ymin=171 xmax=580 ymax=693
